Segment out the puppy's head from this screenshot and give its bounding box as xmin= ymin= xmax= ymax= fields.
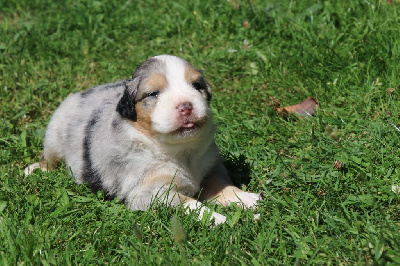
xmin=117 ymin=55 xmax=213 ymax=144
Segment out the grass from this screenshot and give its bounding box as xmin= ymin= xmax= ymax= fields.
xmin=1 ymin=0 xmax=400 ymax=264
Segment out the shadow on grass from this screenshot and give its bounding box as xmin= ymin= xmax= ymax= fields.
xmin=221 ymin=152 xmax=252 ymax=187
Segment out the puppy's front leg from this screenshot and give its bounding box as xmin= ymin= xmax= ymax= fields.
xmin=127 ymin=181 xmax=226 ymax=225
xmin=183 ymin=198 xmax=226 ymax=225
xmin=199 ymin=162 xmax=261 ymax=208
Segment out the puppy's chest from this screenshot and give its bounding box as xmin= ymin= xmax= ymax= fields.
xmin=163 ymin=154 xmax=211 ymax=195
xmin=156 ymin=151 xmax=209 ymax=180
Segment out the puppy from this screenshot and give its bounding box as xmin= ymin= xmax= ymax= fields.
xmin=25 ymin=55 xmax=261 ymax=224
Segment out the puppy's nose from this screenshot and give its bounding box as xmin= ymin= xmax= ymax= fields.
xmin=177 ymin=102 xmax=193 ymax=116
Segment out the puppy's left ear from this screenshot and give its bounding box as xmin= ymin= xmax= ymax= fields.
xmin=204 ymin=80 xmax=212 ymax=102
xmin=198 ymin=70 xmax=212 ymax=102
xmin=116 ymin=79 xmax=139 ymax=121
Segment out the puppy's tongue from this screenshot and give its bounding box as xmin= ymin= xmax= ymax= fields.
xmin=182 ymin=122 xmax=195 ymax=128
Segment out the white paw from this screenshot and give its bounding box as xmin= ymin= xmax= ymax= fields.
xmin=184 ymin=200 xmax=226 ymax=225
xmin=209 ymin=211 xmax=227 ymax=225
xmin=235 ymin=191 xmax=262 ymax=209
xmin=24 ymin=162 xmax=41 ymax=176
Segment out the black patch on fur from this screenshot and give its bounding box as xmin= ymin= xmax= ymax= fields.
xmin=116 ymin=81 xmax=137 ymax=121
xmin=205 ymin=84 xmax=212 ymax=102
xmin=193 ymin=78 xmax=212 ymax=102
xmin=82 ymin=109 xmax=114 ymax=199
xmin=200 ymin=75 xmax=212 ymax=102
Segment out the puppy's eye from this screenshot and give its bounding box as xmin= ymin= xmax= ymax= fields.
xmin=144 ymin=91 xmax=159 ymax=98
xmin=192 ymin=81 xmax=203 ymax=91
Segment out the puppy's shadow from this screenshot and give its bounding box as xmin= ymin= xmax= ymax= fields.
xmin=221 ymin=152 xmax=252 ymax=187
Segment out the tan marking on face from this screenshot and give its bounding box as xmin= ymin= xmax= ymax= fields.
xmin=184 ymin=65 xmax=202 ymax=84
xmin=144 ymin=73 xmax=168 ymax=91
xmin=132 ymin=73 xmax=168 ymax=136
xmin=131 ymin=102 xmax=157 ymax=136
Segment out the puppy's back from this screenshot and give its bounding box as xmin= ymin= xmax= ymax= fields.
xmin=43 ymin=81 xmax=126 ymax=181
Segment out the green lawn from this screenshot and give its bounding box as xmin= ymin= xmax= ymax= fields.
xmin=1 ymin=0 xmax=400 ymax=264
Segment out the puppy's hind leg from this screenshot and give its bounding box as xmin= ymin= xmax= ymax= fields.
xmin=24 ymin=154 xmax=60 ymax=176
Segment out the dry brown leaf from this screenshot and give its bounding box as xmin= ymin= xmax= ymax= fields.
xmin=276 ymin=97 xmax=318 ymax=119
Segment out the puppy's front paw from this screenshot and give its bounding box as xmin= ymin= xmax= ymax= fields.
xmin=184 ymin=200 xmax=226 ymax=225
xmin=209 ymin=211 xmax=227 ymax=225
xmin=235 ymin=191 xmax=262 ymax=209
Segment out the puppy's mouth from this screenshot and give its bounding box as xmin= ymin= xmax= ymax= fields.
xmin=181 ymin=121 xmax=196 ymax=128
xmin=173 ymin=119 xmax=205 ymax=137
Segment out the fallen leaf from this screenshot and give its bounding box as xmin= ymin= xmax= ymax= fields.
xmin=276 ymin=97 xmax=318 ymax=119
xmin=334 ymin=160 xmax=343 ymax=170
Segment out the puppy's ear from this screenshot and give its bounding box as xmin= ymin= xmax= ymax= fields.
xmin=205 ymin=81 xmax=212 ymax=102
xmin=116 ymin=79 xmax=139 ymax=121
xmin=197 ymin=70 xmax=212 ymax=102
